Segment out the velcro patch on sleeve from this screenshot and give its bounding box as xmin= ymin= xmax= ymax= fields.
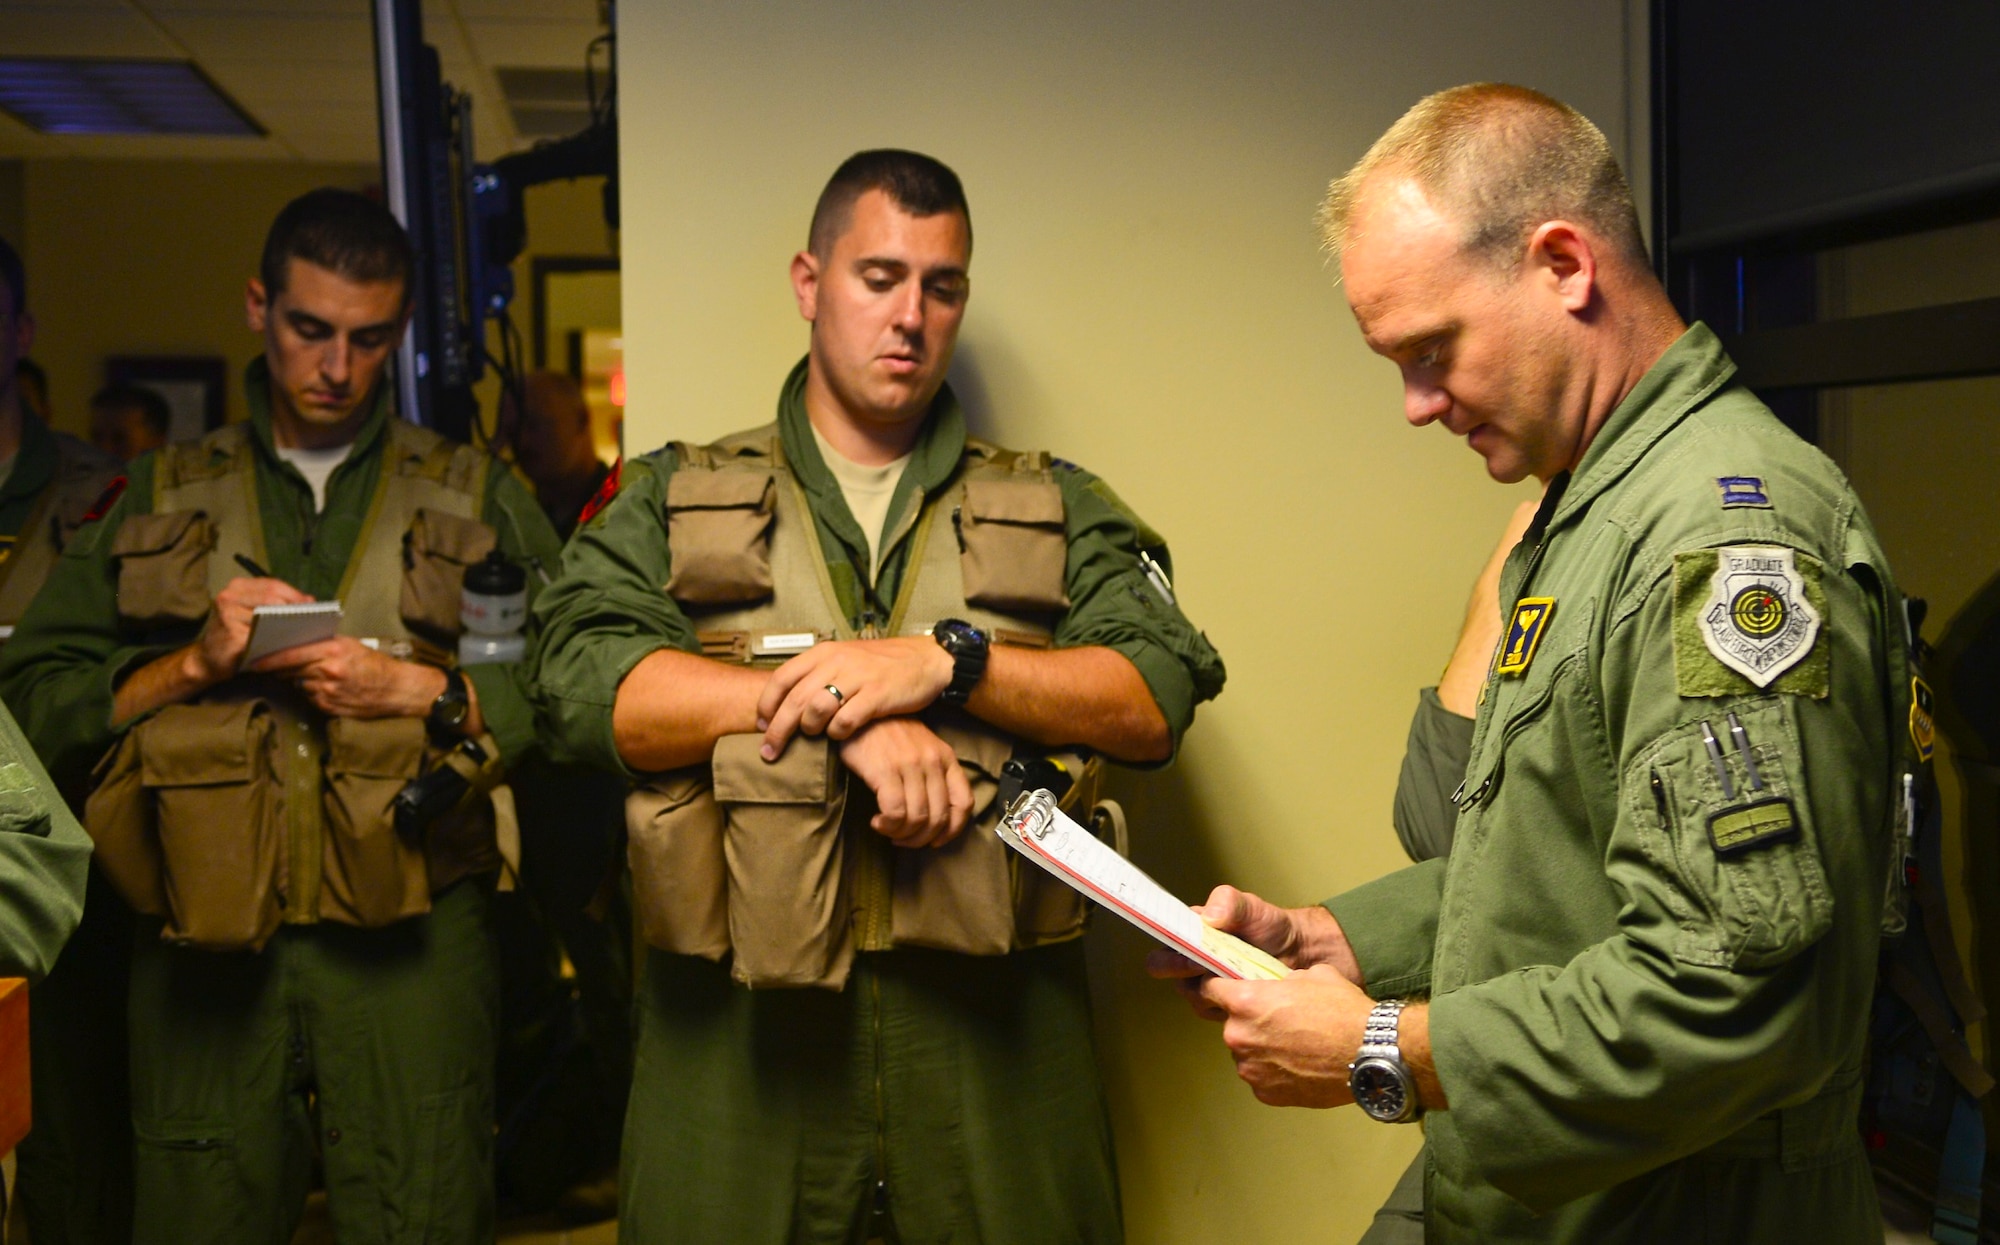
xmin=1673 ymin=546 xmax=1829 ymax=698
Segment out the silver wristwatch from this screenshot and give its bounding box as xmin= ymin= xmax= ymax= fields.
xmin=1349 ymin=999 xmax=1424 ymax=1123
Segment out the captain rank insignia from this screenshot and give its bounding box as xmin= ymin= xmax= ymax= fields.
xmin=1496 ymin=597 xmax=1555 ymax=677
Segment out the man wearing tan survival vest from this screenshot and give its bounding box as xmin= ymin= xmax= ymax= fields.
xmin=0 ymin=188 xmax=565 ymax=1241
xmin=530 ymin=150 xmax=1228 ymax=1242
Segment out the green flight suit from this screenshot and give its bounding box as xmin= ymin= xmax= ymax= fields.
xmin=1326 ymin=324 xmax=1905 ymax=1243
xmin=0 ymin=359 xmax=565 ymax=1243
xmin=531 ymin=359 xmax=1226 ymax=1244
xmin=0 ymin=414 xmax=131 ymax=1245
xmin=0 ymin=682 xmax=89 ymax=977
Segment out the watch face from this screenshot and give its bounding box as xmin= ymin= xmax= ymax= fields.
xmin=1351 ymin=1058 xmax=1412 ymax=1122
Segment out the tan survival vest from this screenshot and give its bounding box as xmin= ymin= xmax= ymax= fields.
xmin=85 ymin=420 xmax=505 ymax=952
xmin=0 ymin=431 xmax=121 ymax=634
xmin=627 ymin=424 xmax=1099 ymax=990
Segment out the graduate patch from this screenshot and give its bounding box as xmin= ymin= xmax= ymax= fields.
xmin=1673 ymin=546 xmax=1829 ymax=698
xmin=1495 ymin=597 xmax=1555 ymax=677
xmin=1910 ymin=675 xmax=1936 ymax=762
xmin=1716 ymin=476 xmax=1772 ymax=508
xmin=575 ymin=456 xmax=624 ymax=529
xmin=1708 ymin=797 xmax=1799 ymax=856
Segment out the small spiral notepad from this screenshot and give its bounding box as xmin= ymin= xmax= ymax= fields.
xmin=242 ymin=601 xmax=343 ymax=664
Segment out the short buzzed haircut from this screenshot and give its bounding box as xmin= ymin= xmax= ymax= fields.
xmin=1318 ymin=83 xmax=1648 ymax=272
xmin=807 ymin=149 xmax=971 ymax=260
xmin=260 ymin=187 xmax=415 ymax=308
xmin=0 ymin=233 xmax=24 ymax=317
xmin=91 ymin=382 xmax=173 ymax=440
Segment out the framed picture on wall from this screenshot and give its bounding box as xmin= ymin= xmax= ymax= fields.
xmin=105 ymin=355 xmax=228 ymax=443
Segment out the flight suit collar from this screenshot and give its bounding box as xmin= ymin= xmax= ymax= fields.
xmin=773 ymin=356 xmax=969 ymax=572
xmin=1549 ymin=321 xmax=1739 ymax=534
xmin=0 ymin=411 xmax=61 ymax=509
xmin=241 ymin=354 xmax=393 ymax=471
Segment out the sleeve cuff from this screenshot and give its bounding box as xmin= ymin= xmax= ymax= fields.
xmin=537 ymin=634 xmax=673 ymax=778
xmin=1322 ymin=856 xmax=1446 ymax=998
xmin=463 ymin=663 xmax=538 ymax=764
xmin=1108 ymin=637 xmax=1195 ymax=762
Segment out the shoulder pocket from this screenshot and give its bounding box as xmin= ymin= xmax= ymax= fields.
xmin=111 ymin=509 xmax=215 ymax=628
xmin=1635 ymin=696 xmax=1832 ymax=970
xmin=958 ymin=478 xmax=1070 ymax=614
xmin=665 ymin=469 xmax=775 ymax=606
xmin=400 ymin=509 xmax=496 ymax=642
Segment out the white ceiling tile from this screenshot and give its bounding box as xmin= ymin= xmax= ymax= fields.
xmin=0 ymin=1 xmax=133 ymax=13
xmin=138 ymin=0 xmax=366 ymax=15
xmin=161 ymin=14 xmax=373 ymax=66
xmin=448 ymin=0 xmax=600 ymax=23
xmin=201 ymin=59 xmax=377 ymax=109
xmin=461 ymin=19 xmax=602 ymax=68
xmin=0 ymin=10 xmax=181 ymax=56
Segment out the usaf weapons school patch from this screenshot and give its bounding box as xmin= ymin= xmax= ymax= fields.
xmin=1673 ymin=546 xmax=1830 ymax=698
xmin=1495 ymin=597 xmax=1555 ymax=677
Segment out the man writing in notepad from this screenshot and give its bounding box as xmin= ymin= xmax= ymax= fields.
xmin=0 ymin=188 xmax=562 ymax=1242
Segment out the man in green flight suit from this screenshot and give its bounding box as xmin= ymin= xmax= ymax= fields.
xmin=0 ymin=188 xmax=565 ymax=1242
xmin=531 ymin=149 xmax=1226 ymax=1242
xmin=0 ymin=232 xmax=137 ymax=1245
xmin=1154 ymin=84 xmax=1908 ymax=1243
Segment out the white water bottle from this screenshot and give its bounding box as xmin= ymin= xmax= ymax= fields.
xmin=458 ymin=549 xmax=527 ymax=665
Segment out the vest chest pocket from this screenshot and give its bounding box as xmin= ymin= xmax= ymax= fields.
xmin=401 ymin=510 xmax=497 ymax=644
xmin=320 ymin=715 xmax=432 ymax=928
xmin=957 ymin=478 xmax=1070 ymax=614
xmin=111 ymin=509 xmax=215 ymax=629
xmin=665 ymin=470 xmax=776 ymax=606
xmin=134 ymin=700 xmax=282 ymax=952
xmin=712 ymin=732 xmax=851 ymax=988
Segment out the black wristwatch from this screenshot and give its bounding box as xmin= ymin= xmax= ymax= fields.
xmin=427 ymin=666 xmax=470 ymax=739
xmin=932 ymin=618 xmax=990 ymax=706
xmin=1349 ymin=999 xmax=1424 ymax=1123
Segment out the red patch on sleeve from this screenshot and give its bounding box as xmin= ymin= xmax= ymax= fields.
xmin=575 ymin=458 xmax=623 ymax=529
xmin=82 ymin=475 xmax=128 ymax=523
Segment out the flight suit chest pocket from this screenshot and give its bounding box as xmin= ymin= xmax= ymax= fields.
xmin=401 ymin=509 xmax=496 ymax=643
xmin=0 ymin=762 xmax=52 ymax=837
xmin=665 ymin=470 xmax=775 ymax=606
xmin=957 ymin=478 xmax=1070 ymax=614
xmin=112 ymin=509 xmax=215 ymax=629
xmin=136 ymin=700 xmax=283 ymax=952
xmin=1639 ymin=697 xmax=1832 ymax=971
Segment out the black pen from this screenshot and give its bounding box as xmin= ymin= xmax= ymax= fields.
xmin=234 ymin=553 xmax=274 ymax=579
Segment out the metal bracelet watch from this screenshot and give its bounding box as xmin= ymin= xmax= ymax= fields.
xmin=1349 ymin=998 xmax=1424 ymax=1123
xmin=426 ymin=666 xmax=470 ymax=739
xmin=931 ymin=618 xmax=990 ymax=706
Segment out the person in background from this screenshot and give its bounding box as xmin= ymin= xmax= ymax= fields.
xmin=0 ymin=189 xmax=564 ymax=1243
xmin=498 ymin=369 xmax=613 ymax=541
xmin=0 ymin=231 xmax=133 ymax=1245
xmin=1156 ymin=83 xmax=1907 ymax=1243
xmin=88 ymin=382 xmax=172 ymax=464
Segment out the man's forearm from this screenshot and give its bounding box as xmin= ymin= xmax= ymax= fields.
xmin=967 ymin=644 xmax=1169 ymax=763
xmin=612 ymin=647 xmax=768 ymax=771
xmin=112 ymin=644 xmax=219 ymax=727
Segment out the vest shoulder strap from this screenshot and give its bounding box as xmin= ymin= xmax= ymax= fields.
xmin=962 ymin=436 xmax=1053 ymax=481
xmin=383 ymin=419 xmax=488 ymax=502
xmin=670 ymin=424 xmax=782 ymax=475
xmin=155 ymin=424 xmax=255 ymax=499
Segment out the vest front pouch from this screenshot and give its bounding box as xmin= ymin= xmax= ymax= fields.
xmin=111 ymin=509 xmax=216 ymax=629
xmin=320 ymin=715 xmax=431 ymax=927
xmin=137 ymin=700 xmax=282 ymax=951
xmin=1016 ymin=755 xmax=1100 ymax=944
xmin=401 ymin=509 xmax=497 ymax=644
xmin=626 ymin=769 xmax=731 ymax=960
xmin=712 ymin=732 xmax=851 ymax=988
xmin=665 ymin=469 xmax=776 ymax=605
xmin=957 ymin=478 xmax=1069 ymax=614
xmin=83 ymin=730 xmax=170 ymax=919
xmin=890 ymin=716 xmax=1019 ymax=955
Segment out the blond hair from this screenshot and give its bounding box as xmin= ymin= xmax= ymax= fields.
xmin=1318 ymin=83 xmax=1648 ymax=271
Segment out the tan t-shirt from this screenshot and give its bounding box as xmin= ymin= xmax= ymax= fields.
xmin=810 ymin=423 xmax=910 ymax=581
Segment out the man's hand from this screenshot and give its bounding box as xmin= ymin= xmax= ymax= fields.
xmin=757 ymin=637 xmax=954 ymax=758
xmin=835 ymin=716 xmax=972 ymax=849
xmin=253 ymin=637 xmax=455 ymax=722
xmin=1198 ymin=966 xmax=1375 ymax=1107
xmin=1145 ymin=885 xmax=1363 ymax=996
xmin=190 ymin=575 xmax=315 ymax=686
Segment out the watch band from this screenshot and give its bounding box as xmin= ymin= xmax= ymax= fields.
xmin=1349 ymin=998 xmax=1424 ymax=1124
xmin=1358 ymin=998 xmax=1407 ymax=1058
xmin=933 ymin=619 xmax=990 ymax=706
xmin=427 ymin=666 xmax=470 ymax=739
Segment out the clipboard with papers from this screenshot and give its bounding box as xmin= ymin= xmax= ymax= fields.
xmin=996 ymin=789 xmax=1290 ymax=981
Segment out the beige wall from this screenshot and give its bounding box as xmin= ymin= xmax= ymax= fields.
xmin=14 ymin=158 xmax=377 ymax=436
xmin=619 ymin=4 xmax=1642 ymax=1240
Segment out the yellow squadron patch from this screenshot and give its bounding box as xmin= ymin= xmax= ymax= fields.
xmin=1910 ymin=675 xmax=1936 ymax=762
xmin=1496 ymin=597 xmax=1555 ymax=677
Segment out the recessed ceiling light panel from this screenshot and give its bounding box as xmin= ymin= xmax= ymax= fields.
xmin=0 ymin=58 xmax=264 ymax=137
